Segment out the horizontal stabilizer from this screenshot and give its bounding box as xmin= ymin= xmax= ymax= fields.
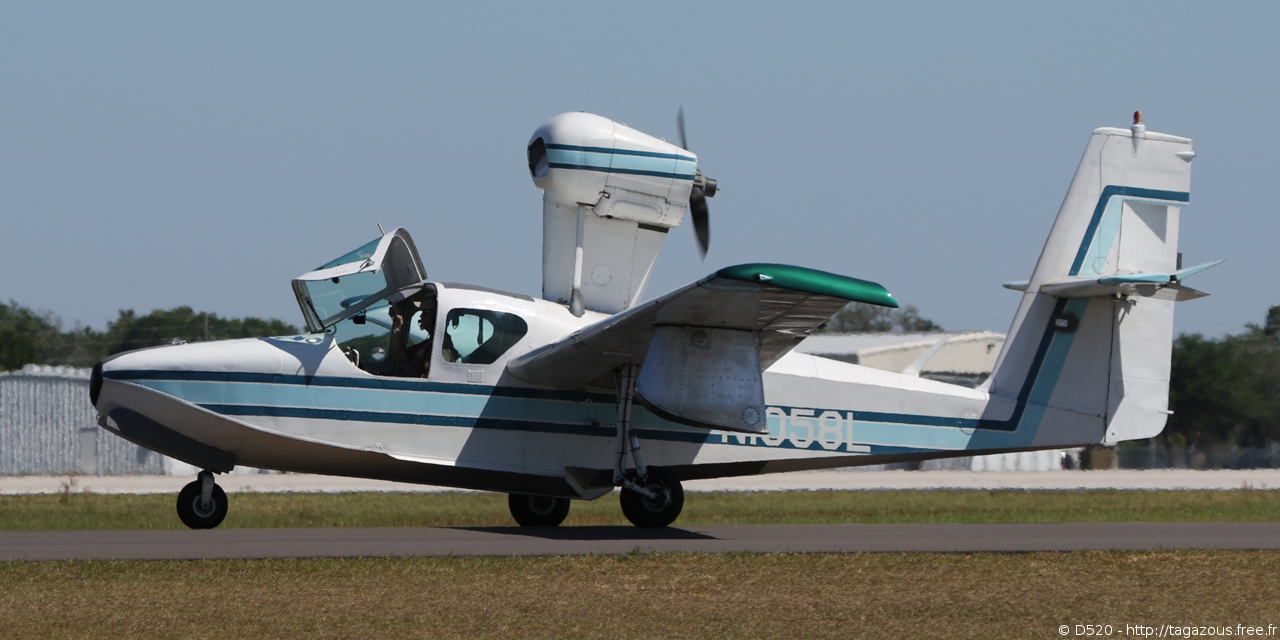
xmin=1099 ymin=260 xmax=1222 ymax=285
xmin=1012 ymin=260 xmax=1220 ymax=301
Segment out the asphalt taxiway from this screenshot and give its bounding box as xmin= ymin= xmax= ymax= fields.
xmin=4 ymin=470 xmax=1276 ymax=560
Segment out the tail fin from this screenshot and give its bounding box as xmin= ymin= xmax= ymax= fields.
xmin=985 ymin=117 xmax=1210 ymax=444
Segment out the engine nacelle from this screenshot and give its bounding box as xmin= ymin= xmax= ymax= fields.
xmin=528 ymin=112 xmax=695 ymax=226
xmin=528 ymin=113 xmax=699 ymax=315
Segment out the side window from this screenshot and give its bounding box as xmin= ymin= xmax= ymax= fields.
xmin=442 ymin=308 xmax=529 ymax=365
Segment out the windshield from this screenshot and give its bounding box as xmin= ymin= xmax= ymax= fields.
xmin=291 ymin=228 xmax=427 ymax=333
xmin=298 ymin=271 xmax=387 ymax=327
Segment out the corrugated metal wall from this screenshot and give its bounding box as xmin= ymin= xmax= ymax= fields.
xmin=0 ymin=366 xmax=165 ymax=475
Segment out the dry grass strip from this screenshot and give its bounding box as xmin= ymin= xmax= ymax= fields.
xmin=2 ymin=551 xmax=1277 ymax=639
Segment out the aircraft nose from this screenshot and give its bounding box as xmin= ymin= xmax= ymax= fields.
xmin=90 ymin=360 xmax=104 ymax=407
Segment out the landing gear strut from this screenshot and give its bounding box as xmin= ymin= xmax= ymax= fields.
xmin=508 ymin=493 xmax=571 ymax=527
xmin=176 ymin=470 xmax=228 ymax=529
xmin=613 ymin=364 xmax=685 ymax=528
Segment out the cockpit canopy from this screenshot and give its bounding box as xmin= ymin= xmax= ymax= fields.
xmin=292 ymin=228 xmax=427 ymax=333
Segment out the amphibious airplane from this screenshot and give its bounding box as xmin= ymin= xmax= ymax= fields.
xmin=91 ymin=111 xmax=1215 ymax=528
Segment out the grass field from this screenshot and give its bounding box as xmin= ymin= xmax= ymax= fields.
xmin=4 ymin=490 xmax=1277 ymax=639
xmin=1 ymin=488 xmax=1277 ymax=530
xmin=2 ymin=551 xmax=1278 ymax=639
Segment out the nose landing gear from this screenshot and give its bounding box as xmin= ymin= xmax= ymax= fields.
xmin=176 ymin=470 xmax=228 ymax=529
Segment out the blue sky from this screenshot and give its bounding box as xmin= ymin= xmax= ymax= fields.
xmin=1 ymin=2 xmax=1271 ymax=338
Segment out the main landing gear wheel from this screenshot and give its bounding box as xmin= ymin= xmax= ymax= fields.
xmin=508 ymin=493 xmax=571 ymax=527
xmin=176 ymin=472 xmax=228 ymax=530
xmin=620 ymin=467 xmax=684 ymax=528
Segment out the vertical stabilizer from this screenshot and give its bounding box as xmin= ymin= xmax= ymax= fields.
xmin=986 ymin=117 xmax=1197 ymax=444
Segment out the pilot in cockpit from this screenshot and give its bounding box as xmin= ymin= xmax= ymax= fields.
xmin=389 ymin=295 xmax=436 ymax=378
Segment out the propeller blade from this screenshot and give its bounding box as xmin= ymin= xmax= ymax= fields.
xmin=677 ymin=105 xmax=688 ymax=150
xmin=678 ymin=106 xmax=711 ymax=258
xmin=690 ymin=186 xmax=710 ymax=258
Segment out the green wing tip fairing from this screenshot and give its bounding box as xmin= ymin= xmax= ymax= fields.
xmin=714 ymin=263 xmax=898 ymax=309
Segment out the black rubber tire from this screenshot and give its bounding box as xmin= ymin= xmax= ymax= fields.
xmin=508 ymin=493 xmax=571 ymax=527
xmin=176 ymin=480 xmax=228 ymax=529
xmin=619 ymin=467 xmax=684 ymax=528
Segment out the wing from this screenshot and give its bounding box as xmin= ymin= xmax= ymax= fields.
xmin=507 ymin=263 xmax=896 ymax=433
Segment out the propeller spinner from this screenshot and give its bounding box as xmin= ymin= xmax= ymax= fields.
xmin=677 ymin=107 xmax=718 ymax=258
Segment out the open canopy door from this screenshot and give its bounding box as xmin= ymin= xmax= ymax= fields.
xmin=292 ymin=228 xmax=427 ymax=333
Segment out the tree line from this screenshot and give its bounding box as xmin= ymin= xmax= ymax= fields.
xmin=819 ymin=302 xmax=943 ymax=334
xmin=1166 ymin=306 xmax=1280 ymax=448
xmin=0 ymin=301 xmax=298 ymax=370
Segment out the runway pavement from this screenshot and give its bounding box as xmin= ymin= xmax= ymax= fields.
xmin=5 ymin=470 xmax=1277 ymax=560
xmin=3 ymin=522 xmax=1278 ymax=561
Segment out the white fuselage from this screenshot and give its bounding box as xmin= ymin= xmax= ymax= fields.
xmin=93 ymin=281 xmax=1102 ymax=500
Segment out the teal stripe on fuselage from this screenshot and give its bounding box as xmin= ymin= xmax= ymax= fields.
xmin=129 ymin=378 xmax=620 ymax=427
xmin=203 ymin=402 xmax=929 ymax=457
xmin=106 ymin=370 xmax=618 ymax=404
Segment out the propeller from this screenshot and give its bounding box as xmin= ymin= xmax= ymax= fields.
xmin=677 ymin=106 xmax=717 ymax=258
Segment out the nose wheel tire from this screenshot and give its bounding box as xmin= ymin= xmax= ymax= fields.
xmin=177 ymin=479 xmax=228 ymax=529
xmin=620 ymin=467 xmax=684 ymax=528
xmin=508 ymin=493 xmax=571 ymax=527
